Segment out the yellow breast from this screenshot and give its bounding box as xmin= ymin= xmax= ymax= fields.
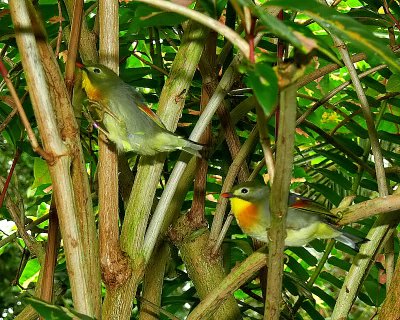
xmin=230 ymin=198 xmax=259 ymax=230
xmin=82 ymin=72 xmax=102 ymax=101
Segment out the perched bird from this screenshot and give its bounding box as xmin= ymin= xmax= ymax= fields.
xmin=222 ymin=181 xmax=365 ymax=250
xmin=79 ymin=63 xmax=203 ymax=157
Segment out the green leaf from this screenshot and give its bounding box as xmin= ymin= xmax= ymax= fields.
xmin=286 ymin=255 xmax=310 ymax=281
xmin=344 ymin=122 xmax=369 ymax=139
xmin=301 ymin=300 xmax=325 ymax=320
xmin=31 ymin=158 xmax=52 ymax=189
xmin=364 ymin=279 xmax=386 ymax=306
xmin=382 ymin=113 xmax=400 ymax=125
xmin=360 ymin=178 xmax=378 ymax=191
xmin=245 ymin=62 xmax=278 ymax=115
xmin=25 ymin=297 xmax=95 ymax=320
xmin=266 ymin=0 xmax=400 ymax=74
xmin=327 ymin=256 xmax=351 ymax=271
xmin=238 ymin=0 xmax=313 ymax=53
xmin=320 ymin=271 xmax=343 ymax=288
xmin=386 ymin=74 xmax=400 ymax=92
xmin=307 ymin=182 xmax=341 ymax=206
xmin=312 ymin=286 xmax=336 ymax=308
xmin=19 ymin=258 xmax=40 ymax=287
xmin=377 ymin=130 xmax=400 ymax=144
xmin=318 ymin=168 xmax=352 ymax=190
xmin=289 ymin=247 xmax=318 ymax=266
xmin=128 ymin=4 xmax=188 ymax=33
xmin=315 ymin=149 xmax=358 ymax=174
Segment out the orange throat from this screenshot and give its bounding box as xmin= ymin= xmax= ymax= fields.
xmin=231 ymin=198 xmax=259 ymax=230
xmin=82 ymin=73 xmax=102 ymax=101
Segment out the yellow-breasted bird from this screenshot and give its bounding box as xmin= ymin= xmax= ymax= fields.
xmin=222 ymin=181 xmax=365 ymax=250
xmin=79 ymin=63 xmax=203 ymax=157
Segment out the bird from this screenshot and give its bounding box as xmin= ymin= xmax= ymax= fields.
xmin=78 ymin=63 xmax=203 ymax=157
xmin=221 ymin=181 xmax=365 ymax=250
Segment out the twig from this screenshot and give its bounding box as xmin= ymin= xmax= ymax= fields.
xmin=0 ymin=149 xmax=21 ymax=209
xmin=133 ymin=0 xmax=250 ymax=59
xmin=333 ymin=37 xmax=388 ymax=196
xmin=131 ymin=52 xmax=169 ymax=76
xmin=0 ymin=214 xmax=49 ymax=248
xmin=54 ymin=0 xmax=63 ymax=57
xmin=296 ymin=64 xmax=387 ymax=126
xmin=0 ymin=93 xmax=26 ymax=134
xmin=210 ymin=127 xmax=259 ymax=255
xmin=0 ymin=60 xmax=53 ymax=162
xmin=64 ymin=0 xmax=84 ymax=96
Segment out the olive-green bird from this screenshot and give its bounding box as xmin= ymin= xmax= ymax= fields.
xmin=79 ymin=63 xmax=203 ymax=157
xmin=222 ymin=181 xmax=365 ymax=250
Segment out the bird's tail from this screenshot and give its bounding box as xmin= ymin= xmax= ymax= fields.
xmin=335 ymin=230 xmax=369 ymax=252
xmin=182 ymin=139 xmax=204 ymax=158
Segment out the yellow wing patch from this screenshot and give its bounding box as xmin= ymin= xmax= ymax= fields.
xmin=230 ymin=198 xmax=259 ymax=230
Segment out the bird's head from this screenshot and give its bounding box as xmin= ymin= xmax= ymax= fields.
xmin=221 ymin=181 xmax=269 ymax=203
xmin=77 ymin=63 xmax=120 ymax=101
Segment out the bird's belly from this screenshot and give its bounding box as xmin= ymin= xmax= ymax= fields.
xmin=285 ymin=223 xmax=320 ymax=247
xmin=243 ymin=223 xmax=322 ymax=246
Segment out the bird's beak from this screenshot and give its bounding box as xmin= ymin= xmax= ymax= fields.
xmin=221 ymin=192 xmax=233 ymax=198
xmin=75 ymin=61 xmax=85 ymax=70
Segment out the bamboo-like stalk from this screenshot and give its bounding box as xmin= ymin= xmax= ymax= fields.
xmin=9 ymin=1 xmax=94 ymax=315
xmin=143 ymin=53 xmax=244 ymax=262
xmin=139 ymin=244 xmax=169 ymax=320
xmin=172 ymin=224 xmax=241 ymax=320
xmin=187 ymin=248 xmax=268 ymax=320
xmin=265 ymin=68 xmax=299 ymax=320
xmin=32 ymin=1 xmax=101 ymax=314
xmin=103 ymin=18 xmax=210 ymax=319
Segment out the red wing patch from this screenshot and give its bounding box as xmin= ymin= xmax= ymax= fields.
xmin=290 ymin=199 xmax=313 ymax=209
xmin=137 ymin=103 xmax=166 ymax=129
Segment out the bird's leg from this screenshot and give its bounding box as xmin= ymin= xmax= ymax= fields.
xmin=82 ymin=103 xmax=111 ymax=137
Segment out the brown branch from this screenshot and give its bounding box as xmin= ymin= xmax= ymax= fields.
xmin=54 ymin=0 xmax=63 ymax=57
xmin=296 ymin=53 xmax=367 ymax=89
xmin=333 ymin=193 xmax=400 ymax=225
xmin=265 ymin=65 xmax=299 ymax=320
xmin=0 ymin=149 xmax=21 ymax=209
xmin=65 ymin=0 xmax=83 ymax=96
xmin=39 ymin=202 xmax=60 ymax=305
xmin=97 ymin=0 xmax=132 ymax=293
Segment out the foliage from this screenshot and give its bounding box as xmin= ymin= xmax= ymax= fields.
xmin=1 ymin=0 xmax=400 ymax=319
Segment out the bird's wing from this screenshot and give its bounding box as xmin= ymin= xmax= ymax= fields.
xmin=288 ymin=193 xmax=337 ymax=221
xmin=122 ymin=83 xmax=167 ymax=130
xmin=137 ymin=103 xmax=167 ymax=129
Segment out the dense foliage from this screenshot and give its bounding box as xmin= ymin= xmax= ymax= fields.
xmin=1 ymin=0 xmax=400 ymax=319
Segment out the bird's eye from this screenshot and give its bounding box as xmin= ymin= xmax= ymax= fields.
xmin=93 ymin=68 xmax=101 ymax=74
xmin=240 ymin=188 xmax=249 ymax=194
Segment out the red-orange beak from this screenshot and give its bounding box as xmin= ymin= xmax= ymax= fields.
xmin=221 ymin=192 xmax=233 ymax=198
xmin=75 ymin=61 xmax=85 ymax=69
